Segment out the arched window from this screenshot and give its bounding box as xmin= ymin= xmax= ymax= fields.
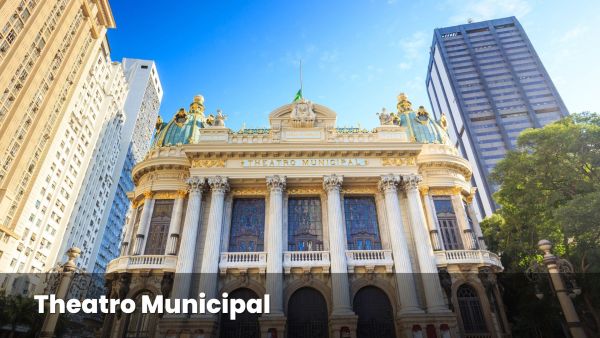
xmin=125 ymin=291 xmax=156 ymax=338
xmin=144 ymin=199 xmax=173 ymax=254
xmin=457 ymin=284 xmax=487 ymax=334
xmin=229 ymin=198 xmax=265 ymax=252
xmin=288 ymin=197 xmax=323 ymax=251
xmin=344 ymin=196 xmax=381 ymax=250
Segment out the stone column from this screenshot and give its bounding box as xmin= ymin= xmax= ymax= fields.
xmin=378 ymin=175 xmax=422 ymax=314
xmin=165 ymin=190 xmax=187 ymax=255
xmin=198 ymin=176 xmax=229 ymax=299
xmin=120 ymin=204 xmax=137 ymax=256
xmin=132 ymin=191 xmax=155 ymax=255
xmin=265 ymin=175 xmax=286 ymax=315
xmin=171 ymin=178 xmax=204 ymax=300
xmin=323 ymin=174 xmax=354 ymax=315
xmin=466 ymin=189 xmax=486 ymax=250
xmin=419 ymin=186 xmax=444 ymax=251
xmin=450 ymin=187 xmax=477 ymax=250
xmin=402 ymin=174 xmax=449 ymax=313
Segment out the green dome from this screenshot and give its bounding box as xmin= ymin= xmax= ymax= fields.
xmin=152 ymin=95 xmax=206 ymax=147
xmin=399 ymin=107 xmax=450 ymax=144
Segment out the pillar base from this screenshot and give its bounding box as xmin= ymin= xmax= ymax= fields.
xmin=258 ymin=314 xmax=286 ymax=338
xmin=159 ymin=315 xmax=218 ymax=338
xmin=329 ymin=313 xmax=358 ymax=338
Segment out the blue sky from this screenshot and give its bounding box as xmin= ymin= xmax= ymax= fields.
xmin=108 ymin=0 xmax=600 ymax=130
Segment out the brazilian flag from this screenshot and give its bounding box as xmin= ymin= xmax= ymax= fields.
xmin=293 ymin=89 xmax=303 ymax=102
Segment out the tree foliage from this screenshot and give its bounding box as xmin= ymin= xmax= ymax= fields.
xmin=480 ymin=112 xmax=600 ymax=334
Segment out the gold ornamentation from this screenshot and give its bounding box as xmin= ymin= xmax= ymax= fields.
xmin=177 ymin=190 xmax=188 ymax=198
xmin=143 ymin=191 xmax=154 ymax=199
xmin=154 ymin=192 xmax=182 ymax=200
xmin=381 ymin=157 xmax=417 ymax=166
xmin=341 ymin=187 xmax=378 ymax=194
xmin=155 ymin=116 xmax=163 ymax=131
xmin=415 ymin=106 xmax=430 ymax=124
xmin=397 ymin=93 xmax=412 ymax=113
xmin=429 ymin=186 xmax=463 ymax=196
xmin=231 ymin=188 xmax=267 ymax=196
xmin=465 ymin=187 xmax=477 ymax=203
xmin=419 ymin=185 xmax=430 ymax=196
xmin=191 ymin=159 xmax=226 ymax=168
xmin=439 ymin=113 xmax=448 ymax=131
xmin=287 ymin=187 xmax=323 ymax=195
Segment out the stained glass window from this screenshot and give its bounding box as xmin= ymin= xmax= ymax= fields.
xmin=229 ymin=198 xmax=265 ymax=252
xmin=434 ymin=197 xmax=463 ymax=250
xmin=144 ymin=199 xmax=173 ymax=255
xmin=288 ymin=197 xmax=324 ymax=251
xmin=344 ymin=196 xmax=381 ymax=250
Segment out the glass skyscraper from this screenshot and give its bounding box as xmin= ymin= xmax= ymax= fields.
xmin=426 ymin=16 xmax=569 ymax=218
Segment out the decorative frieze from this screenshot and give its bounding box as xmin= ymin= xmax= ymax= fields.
xmin=381 ymin=157 xmax=417 ymax=166
xmin=191 ymin=159 xmax=226 ymax=168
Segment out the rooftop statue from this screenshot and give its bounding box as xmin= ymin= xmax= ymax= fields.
xmin=397 ymin=92 xmax=412 ymax=113
xmin=377 ymin=107 xmax=400 ymax=126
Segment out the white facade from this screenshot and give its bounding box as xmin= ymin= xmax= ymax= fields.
xmin=0 ymin=38 xmax=126 ymax=278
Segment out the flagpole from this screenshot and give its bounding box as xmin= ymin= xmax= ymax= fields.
xmin=300 ymin=59 xmax=303 ymax=94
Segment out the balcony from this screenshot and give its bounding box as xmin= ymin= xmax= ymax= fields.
xmin=346 ymin=250 xmax=393 ymax=273
xmin=435 ymin=250 xmax=503 ymax=270
xmin=219 ymin=252 xmax=267 ymax=274
xmin=283 ymin=251 xmax=330 ymax=273
xmin=106 ymin=255 xmax=177 ymax=273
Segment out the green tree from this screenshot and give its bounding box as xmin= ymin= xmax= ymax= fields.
xmin=481 ymin=112 xmax=600 ymax=335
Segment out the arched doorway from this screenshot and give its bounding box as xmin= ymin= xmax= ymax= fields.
xmin=287 ymin=287 xmax=329 ymax=338
xmin=457 ymin=284 xmax=488 ymax=335
xmin=124 ymin=291 xmax=156 ymax=338
xmin=219 ymin=288 xmax=260 ymax=338
xmin=353 ymin=286 xmax=396 ymax=338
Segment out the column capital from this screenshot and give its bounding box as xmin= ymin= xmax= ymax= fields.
xmin=266 ymin=175 xmax=286 ymax=192
xmin=419 ymin=185 xmax=430 ymax=196
xmin=323 ymin=174 xmax=343 ymax=192
xmin=186 ymin=177 xmax=205 ymax=194
xmin=143 ymin=191 xmax=154 ymax=199
xmin=208 ymin=176 xmax=229 ymax=193
xmin=378 ymin=174 xmax=401 ymax=193
xmin=402 ymin=174 xmax=422 ymax=191
xmin=176 ymin=190 xmax=188 ymax=198
xmin=466 ymin=187 xmax=477 ymax=203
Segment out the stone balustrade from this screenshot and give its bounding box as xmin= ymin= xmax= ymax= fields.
xmin=345 ymin=249 xmax=393 ymax=273
xmin=106 ymin=255 xmax=177 ymax=273
xmin=283 ymin=251 xmax=331 ymax=273
xmin=219 ymin=252 xmax=267 ymax=274
xmin=435 ymin=250 xmax=503 ymax=270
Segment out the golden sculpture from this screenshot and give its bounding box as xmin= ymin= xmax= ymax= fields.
xmin=155 ymin=116 xmax=163 ymax=131
xmin=191 ymin=159 xmax=226 ymax=168
xmin=397 ymin=93 xmax=412 ymax=113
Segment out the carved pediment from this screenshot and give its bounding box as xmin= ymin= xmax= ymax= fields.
xmin=268 ymin=99 xmax=337 ymax=130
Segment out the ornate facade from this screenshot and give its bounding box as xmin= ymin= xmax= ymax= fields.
xmin=104 ymin=94 xmax=508 ymax=338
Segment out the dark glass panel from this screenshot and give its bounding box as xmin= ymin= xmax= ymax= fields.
xmin=229 ymin=198 xmax=265 ymax=252
xmin=288 ymin=197 xmax=323 ymax=251
xmin=344 ymin=196 xmax=381 ymax=250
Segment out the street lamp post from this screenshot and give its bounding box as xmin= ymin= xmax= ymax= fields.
xmin=537 ymin=239 xmax=587 ymax=338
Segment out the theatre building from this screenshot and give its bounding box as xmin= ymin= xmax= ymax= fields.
xmin=103 ymin=93 xmax=508 ymax=338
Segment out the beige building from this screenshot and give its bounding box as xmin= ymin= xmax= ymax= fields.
xmin=0 ymin=36 xmax=127 ymax=279
xmin=103 ymin=93 xmax=508 ymax=338
xmin=0 ymin=0 xmax=115 ymax=265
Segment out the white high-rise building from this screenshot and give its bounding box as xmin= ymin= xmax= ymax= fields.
xmin=0 ymin=38 xmax=127 ymax=279
xmin=88 ymin=59 xmax=163 ymax=273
